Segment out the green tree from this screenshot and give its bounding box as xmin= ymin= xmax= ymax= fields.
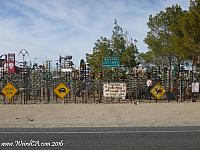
xmin=144 ymin=5 xmax=186 ymax=59
xmin=87 ymin=37 xmax=112 ymax=72
xmin=88 ymin=20 xmax=138 ymax=72
xmin=111 ymin=19 xmax=126 ymax=56
xmin=180 ymin=0 xmax=200 ymax=56
xmin=121 ymin=41 xmax=138 ymax=68
xmin=139 ymin=51 xmax=159 ymax=65
xmin=144 ymin=5 xmax=187 ymax=90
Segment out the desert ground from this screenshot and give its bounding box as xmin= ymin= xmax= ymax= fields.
xmin=0 ymin=102 xmax=200 ymax=128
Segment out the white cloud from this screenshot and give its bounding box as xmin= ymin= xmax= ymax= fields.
xmin=0 ymin=0 xmax=190 ymax=66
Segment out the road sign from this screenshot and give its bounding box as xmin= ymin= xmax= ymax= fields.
xmin=1 ymin=83 xmax=18 ymax=100
xmin=54 ymin=83 xmax=70 ymax=99
xmin=150 ymin=83 xmax=166 ymax=100
xmin=146 ymin=79 xmax=152 ymax=87
xmin=102 ymin=57 xmax=120 ymax=68
xmin=103 ymin=83 xmax=126 ymax=99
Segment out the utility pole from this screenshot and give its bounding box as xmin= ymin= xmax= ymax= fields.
xmin=18 ymin=49 xmax=29 ymax=104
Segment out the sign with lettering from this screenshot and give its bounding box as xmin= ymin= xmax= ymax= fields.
xmin=1 ymin=83 xmax=18 ymax=100
xmin=102 ymin=57 xmax=120 ymax=68
xmin=103 ymin=83 xmax=126 ymax=99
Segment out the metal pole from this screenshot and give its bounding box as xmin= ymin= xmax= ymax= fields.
xmin=180 ymin=77 xmax=182 ymax=102
xmin=18 ymin=49 xmax=29 ymax=104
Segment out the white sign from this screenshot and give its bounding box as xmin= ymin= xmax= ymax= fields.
xmin=103 ymin=83 xmax=126 ymax=99
xmin=61 ymin=68 xmax=72 ymax=72
xmin=192 ymin=82 xmax=199 ymax=93
xmin=9 ymin=62 xmax=14 ymax=69
xmin=146 ymin=79 xmax=152 ymax=87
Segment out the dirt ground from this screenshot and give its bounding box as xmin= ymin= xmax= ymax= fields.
xmin=0 ymin=102 xmax=200 ymax=128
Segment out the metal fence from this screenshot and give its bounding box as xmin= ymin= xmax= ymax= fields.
xmin=1 ymin=61 xmax=200 ymax=104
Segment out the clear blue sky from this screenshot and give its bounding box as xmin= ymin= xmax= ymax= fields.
xmin=0 ymin=0 xmax=189 ymax=66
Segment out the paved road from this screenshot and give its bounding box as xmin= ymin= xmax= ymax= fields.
xmin=0 ymin=126 xmax=200 ymax=150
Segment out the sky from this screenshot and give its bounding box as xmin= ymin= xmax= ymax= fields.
xmin=0 ymin=0 xmax=190 ymax=67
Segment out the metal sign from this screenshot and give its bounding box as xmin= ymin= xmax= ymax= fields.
xmin=192 ymin=83 xmax=199 ymax=93
xmin=7 ymin=53 xmax=15 ymax=74
xmin=61 ymin=68 xmax=72 ymax=72
xmin=54 ymin=83 xmax=70 ymax=99
xmin=1 ymin=83 xmax=18 ymax=100
xmin=103 ymin=83 xmax=126 ymax=99
xmin=150 ymin=83 xmax=166 ymax=100
xmin=60 ymin=55 xmax=73 ymax=72
xmin=102 ymin=57 xmax=120 ymax=68
xmin=146 ymin=79 xmax=152 ymax=87
xmin=180 ymin=60 xmax=195 ymax=71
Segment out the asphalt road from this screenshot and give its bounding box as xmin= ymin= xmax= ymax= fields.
xmin=0 ymin=126 xmax=200 ymax=150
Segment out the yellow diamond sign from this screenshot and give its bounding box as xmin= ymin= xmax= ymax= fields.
xmin=1 ymin=83 xmax=18 ymax=100
xmin=150 ymin=83 xmax=166 ymax=100
xmin=54 ymin=83 xmax=70 ymax=99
